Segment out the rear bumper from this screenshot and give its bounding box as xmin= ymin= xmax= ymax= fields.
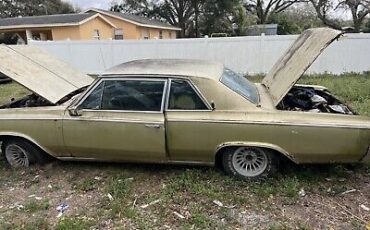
xmin=360 ymin=147 xmax=370 ymax=163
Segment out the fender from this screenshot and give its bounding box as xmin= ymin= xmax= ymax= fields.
xmin=215 ymin=141 xmax=298 ymax=164
xmin=0 ymin=132 xmax=55 ymax=157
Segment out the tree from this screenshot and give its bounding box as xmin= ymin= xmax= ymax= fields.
xmin=110 ymin=0 xmax=157 ymax=17
xmin=111 ymin=0 xmax=244 ymax=37
xmin=337 ymin=0 xmax=370 ymax=32
xmin=0 ymin=0 xmax=77 ymax=18
xmin=309 ymin=0 xmax=370 ymax=32
xmin=199 ymin=0 xmax=243 ymax=36
xmin=365 ymin=17 xmax=370 ymax=32
xmin=243 ymin=0 xmax=306 ymax=24
xmin=267 ymin=4 xmax=323 ymax=34
xmin=232 ymin=3 xmax=253 ymax=35
xmin=110 ymin=0 xmax=195 ymax=37
xmin=309 ymin=0 xmax=347 ymax=30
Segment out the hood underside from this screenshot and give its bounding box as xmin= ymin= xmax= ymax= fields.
xmin=262 ymin=28 xmax=343 ymax=106
xmin=0 ymin=45 xmax=93 ymax=104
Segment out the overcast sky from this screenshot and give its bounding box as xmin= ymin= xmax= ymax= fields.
xmin=63 ymin=0 xmax=112 ymax=10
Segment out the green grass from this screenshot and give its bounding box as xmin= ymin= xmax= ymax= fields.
xmin=0 ymin=82 xmax=29 ymax=105
xmin=55 ymin=217 xmax=93 ymax=230
xmin=75 ymin=177 xmax=97 ymax=192
xmin=24 ymin=199 xmax=50 ymax=213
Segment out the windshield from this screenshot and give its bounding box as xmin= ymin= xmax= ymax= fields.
xmin=220 ymin=68 xmax=259 ymax=104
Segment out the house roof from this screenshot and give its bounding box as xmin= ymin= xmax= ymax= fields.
xmin=84 ymin=8 xmax=181 ymax=31
xmin=0 ymin=13 xmax=116 ymax=29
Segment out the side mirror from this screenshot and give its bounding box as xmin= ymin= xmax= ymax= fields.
xmin=210 ymin=101 xmax=216 ymax=111
xmin=68 ymin=107 xmax=82 ymax=116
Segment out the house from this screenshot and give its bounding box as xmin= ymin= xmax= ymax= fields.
xmin=246 ymin=24 xmax=278 ymax=36
xmin=0 ymin=9 xmax=181 ymax=44
xmin=84 ymin=9 xmax=180 ymax=40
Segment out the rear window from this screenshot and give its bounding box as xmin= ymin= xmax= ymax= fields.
xmin=220 ymin=68 xmax=259 ymax=104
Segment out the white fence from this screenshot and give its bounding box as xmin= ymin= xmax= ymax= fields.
xmin=30 ymin=33 xmax=370 ymax=75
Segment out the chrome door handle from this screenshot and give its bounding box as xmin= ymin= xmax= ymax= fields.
xmin=145 ymin=124 xmax=161 ymax=129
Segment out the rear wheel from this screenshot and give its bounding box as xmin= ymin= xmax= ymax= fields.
xmin=2 ymin=139 xmax=45 ymax=168
xmin=222 ymin=146 xmax=277 ymax=180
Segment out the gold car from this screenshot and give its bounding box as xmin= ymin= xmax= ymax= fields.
xmin=0 ymin=28 xmax=369 ymax=180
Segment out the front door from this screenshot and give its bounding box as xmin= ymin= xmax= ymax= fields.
xmin=165 ymin=79 xmax=214 ymax=163
xmin=62 ymin=77 xmax=167 ymax=162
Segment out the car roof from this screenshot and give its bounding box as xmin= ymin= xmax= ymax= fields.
xmin=101 ymin=59 xmax=224 ymax=80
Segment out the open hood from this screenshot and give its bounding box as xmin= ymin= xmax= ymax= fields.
xmin=262 ymin=28 xmax=343 ymax=106
xmin=0 ymin=45 xmax=93 ymax=104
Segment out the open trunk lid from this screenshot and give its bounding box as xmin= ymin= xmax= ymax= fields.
xmin=262 ymin=28 xmax=343 ymax=106
xmin=0 ymin=45 xmax=93 ymax=104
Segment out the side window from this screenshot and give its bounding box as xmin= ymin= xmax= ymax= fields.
xmin=79 ymin=82 xmax=104 ymax=110
xmin=168 ymin=80 xmax=208 ymax=110
xmin=101 ymin=80 xmax=165 ymax=111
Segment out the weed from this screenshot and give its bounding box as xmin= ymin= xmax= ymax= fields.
xmin=24 ymin=199 xmax=50 ymax=213
xmin=106 ymin=175 xmax=132 ymax=199
xmin=76 ymin=177 xmax=97 ymax=192
xmin=55 ymin=217 xmax=93 ymax=230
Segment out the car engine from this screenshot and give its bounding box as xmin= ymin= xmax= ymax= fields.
xmin=277 ymin=86 xmax=354 ymax=115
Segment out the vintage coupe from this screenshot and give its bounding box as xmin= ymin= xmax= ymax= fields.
xmin=0 ymin=28 xmax=369 ymax=180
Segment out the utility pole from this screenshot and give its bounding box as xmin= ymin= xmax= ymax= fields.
xmin=38 ymin=4 xmax=48 ymax=15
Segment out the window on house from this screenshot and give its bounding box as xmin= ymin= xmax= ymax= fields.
xmin=169 ymin=32 xmax=172 ymax=38
xmin=114 ymin=29 xmax=124 ymax=40
xmin=93 ymin=29 xmax=100 ymax=40
xmin=159 ymin=30 xmax=163 ymax=39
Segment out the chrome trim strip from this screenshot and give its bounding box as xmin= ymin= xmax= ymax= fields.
xmin=57 ymin=157 xmax=214 ymax=166
xmin=58 ymin=157 xmax=98 ymax=161
xmin=165 ymin=78 xmax=172 ymax=110
xmin=160 ymin=79 xmax=169 ymax=112
xmin=166 ymin=118 xmax=370 ymax=129
xmin=167 ymin=160 xmax=214 ymax=166
xmin=79 ymin=109 xmax=163 ymax=114
xmin=0 ymin=117 xmax=60 ymax=120
xmin=63 ymin=117 xmax=163 ymax=124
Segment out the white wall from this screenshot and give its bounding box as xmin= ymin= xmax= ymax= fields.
xmin=30 ymin=33 xmax=370 ymax=75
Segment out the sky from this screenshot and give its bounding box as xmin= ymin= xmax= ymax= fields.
xmin=62 ymin=0 xmax=112 ymax=10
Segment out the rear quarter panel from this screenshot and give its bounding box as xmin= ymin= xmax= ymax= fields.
xmin=166 ymin=110 xmax=370 ymax=164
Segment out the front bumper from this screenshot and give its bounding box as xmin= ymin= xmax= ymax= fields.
xmin=360 ymin=147 xmax=370 ymax=163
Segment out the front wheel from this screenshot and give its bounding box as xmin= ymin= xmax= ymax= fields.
xmin=222 ymin=146 xmax=277 ymax=180
xmin=2 ymin=139 xmax=45 ymax=168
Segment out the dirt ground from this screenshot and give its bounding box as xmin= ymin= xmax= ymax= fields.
xmin=0 ymin=157 xmax=369 ymax=229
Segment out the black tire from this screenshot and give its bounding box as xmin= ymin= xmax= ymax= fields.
xmin=222 ymin=146 xmax=277 ymax=181
xmin=2 ymin=138 xmax=46 ymax=168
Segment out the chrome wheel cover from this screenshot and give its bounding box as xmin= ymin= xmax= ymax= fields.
xmin=232 ymin=147 xmax=268 ymax=177
xmin=5 ymin=144 xmax=29 ymax=167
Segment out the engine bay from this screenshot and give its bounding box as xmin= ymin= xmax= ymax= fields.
xmin=277 ymin=85 xmax=355 ymax=115
xmin=0 ymin=94 xmax=52 ymax=109
xmin=0 ymin=87 xmax=87 ymax=109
